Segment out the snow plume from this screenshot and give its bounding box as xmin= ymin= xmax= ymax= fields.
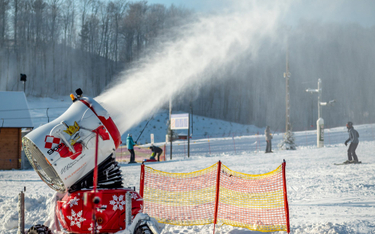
xmin=95 ymin=1 xmax=288 ymax=134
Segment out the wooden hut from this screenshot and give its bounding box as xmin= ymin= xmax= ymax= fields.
xmin=0 ymin=92 xmax=33 ymax=170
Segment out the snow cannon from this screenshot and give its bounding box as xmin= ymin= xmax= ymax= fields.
xmin=22 ymin=89 xmax=122 ymax=193
xmin=23 ymin=90 xmax=159 ymax=234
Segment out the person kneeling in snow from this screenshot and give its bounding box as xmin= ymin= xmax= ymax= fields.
xmin=149 ymin=145 xmax=163 ymax=161
xmin=344 ymin=121 xmax=360 ymax=163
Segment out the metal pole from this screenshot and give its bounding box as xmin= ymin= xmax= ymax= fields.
xmin=188 ymin=112 xmax=190 ymax=158
xmin=190 ymin=101 xmax=193 ymax=135
xmin=169 ymin=98 xmax=172 ymax=160
xmin=285 ymin=47 xmax=290 ymax=132
xmin=17 ymin=190 xmax=25 ymax=234
xmin=91 ymin=128 xmax=100 ymax=234
xmin=125 ymin=192 xmax=132 ymax=229
xmin=317 ymin=78 xmax=322 ymax=119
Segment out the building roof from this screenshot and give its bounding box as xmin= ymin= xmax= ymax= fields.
xmin=0 ymin=92 xmax=33 ymax=128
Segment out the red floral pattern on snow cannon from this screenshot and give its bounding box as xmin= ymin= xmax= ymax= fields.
xmin=56 ymin=188 xmax=143 ymax=233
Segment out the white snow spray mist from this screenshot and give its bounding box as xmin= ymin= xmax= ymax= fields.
xmin=95 ymin=1 xmax=288 ymax=135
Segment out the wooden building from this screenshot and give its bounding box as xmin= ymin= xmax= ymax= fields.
xmin=0 ymin=92 xmax=33 ymax=170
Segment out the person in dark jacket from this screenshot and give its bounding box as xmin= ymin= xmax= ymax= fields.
xmin=344 ymin=121 xmax=360 ymax=163
xmin=149 ymin=145 xmax=163 ymax=161
xmin=127 ymin=134 xmax=136 ymax=163
xmin=265 ymin=126 xmax=273 ymax=153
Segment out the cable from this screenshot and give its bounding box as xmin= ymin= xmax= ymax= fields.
xmin=135 ymin=115 xmax=154 ymax=143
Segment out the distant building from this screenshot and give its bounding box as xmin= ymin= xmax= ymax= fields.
xmin=0 ymin=92 xmax=33 ymax=170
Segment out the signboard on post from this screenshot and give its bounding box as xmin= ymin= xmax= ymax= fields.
xmin=171 ymin=113 xmax=190 ymax=158
xmin=171 ymin=114 xmax=189 ymax=130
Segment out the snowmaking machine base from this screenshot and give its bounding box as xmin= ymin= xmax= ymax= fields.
xmin=56 ymin=188 xmax=143 ymax=233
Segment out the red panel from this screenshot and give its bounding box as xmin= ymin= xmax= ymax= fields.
xmin=56 ymin=189 xmax=143 ymax=233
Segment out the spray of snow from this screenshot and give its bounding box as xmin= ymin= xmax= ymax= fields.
xmin=95 ymin=1 xmax=289 ymax=134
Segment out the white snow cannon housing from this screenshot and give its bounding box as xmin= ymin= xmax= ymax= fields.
xmin=22 ymin=91 xmax=122 ymax=193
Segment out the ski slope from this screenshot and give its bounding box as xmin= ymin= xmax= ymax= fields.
xmin=0 ymin=97 xmax=374 ymax=233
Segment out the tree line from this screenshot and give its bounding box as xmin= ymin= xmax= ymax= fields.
xmin=0 ymin=0 xmax=191 ymax=96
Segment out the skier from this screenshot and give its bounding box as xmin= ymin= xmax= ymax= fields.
xmin=265 ymin=126 xmax=273 ymax=153
xmin=149 ymin=144 xmax=163 ymax=161
xmin=344 ymin=121 xmax=360 ymax=163
xmin=127 ymin=134 xmax=136 ymax=163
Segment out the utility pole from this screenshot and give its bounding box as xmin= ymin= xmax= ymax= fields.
xmin=279 ymin=46 xmax=296 ymax=150
xmin=284 ymin=49 xmax=291 ymax=132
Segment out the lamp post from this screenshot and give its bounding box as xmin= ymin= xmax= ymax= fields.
xmin=20 ymin=74 xmax=27 ymax=93
xmin=306 ymin=78 xmax=335 ymax=147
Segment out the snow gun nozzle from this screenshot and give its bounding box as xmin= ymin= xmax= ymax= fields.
xmin=22 ymin=95 xmax=121 ymax=193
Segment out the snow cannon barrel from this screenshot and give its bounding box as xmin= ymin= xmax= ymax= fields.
xmin=22 ymin=95 xmax=121 ymax=193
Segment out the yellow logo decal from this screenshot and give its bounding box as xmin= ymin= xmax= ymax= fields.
xmin=63 ymin=121 xmax=80 ymax=136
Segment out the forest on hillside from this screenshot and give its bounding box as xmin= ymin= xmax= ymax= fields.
xmin=0 ymin=0 xmax=191 ymax=96
xmin=1 ymin=1 xmax=375 ymax=131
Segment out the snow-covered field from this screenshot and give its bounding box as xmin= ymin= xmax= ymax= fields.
xmin=1 ymin=97 xmax=375 ymax=233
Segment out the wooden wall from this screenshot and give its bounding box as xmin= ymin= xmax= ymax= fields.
xmin=0 ymin=128 xmax=21 ymax=170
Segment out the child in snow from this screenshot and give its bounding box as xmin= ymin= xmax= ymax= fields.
xmin=344 ymin=122 xmax=360 ymax=163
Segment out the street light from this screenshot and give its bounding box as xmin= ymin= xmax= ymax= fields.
xmin=306 ymin=78 xmax=335 ymax=147
xmin=20 ymin=74 xmax=27 ymax=93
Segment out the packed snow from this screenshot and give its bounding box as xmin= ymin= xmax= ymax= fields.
xmin=0 ymin=97 xmax=375 ymax=234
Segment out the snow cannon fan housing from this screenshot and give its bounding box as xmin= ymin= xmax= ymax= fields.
xmin=22 ymin=95 xmax=122 ymax=193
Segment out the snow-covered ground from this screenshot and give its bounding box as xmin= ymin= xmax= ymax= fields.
xmin=1 ymin=96 xmax=375 ymax=233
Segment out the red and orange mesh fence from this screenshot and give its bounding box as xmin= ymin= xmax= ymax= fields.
xmin=140 ymin=161 xmax=290 ymax=233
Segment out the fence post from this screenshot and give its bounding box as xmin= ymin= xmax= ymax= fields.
xmin=213 ymin=161 xmax=222 ymax=234
xmin=163 ymin=144 xmax=166 ymax=161
xmin=140 ymin=163 xmax=145 ymax=198
xmin=125 ymin=192 xmax=132 ymax=229
xmin=184 ymin=140 xmax=186 ymax=158
xmin=282 ymin=160 xmax=290 ymax=233
xmin=208 ymin=136 xmax=211 ymax=154
xmin=17 ymin=189 xmax=25 ymax=234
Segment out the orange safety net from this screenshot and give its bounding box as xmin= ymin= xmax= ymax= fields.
xmin=140 ymin=161 xmax=290 ymax=233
